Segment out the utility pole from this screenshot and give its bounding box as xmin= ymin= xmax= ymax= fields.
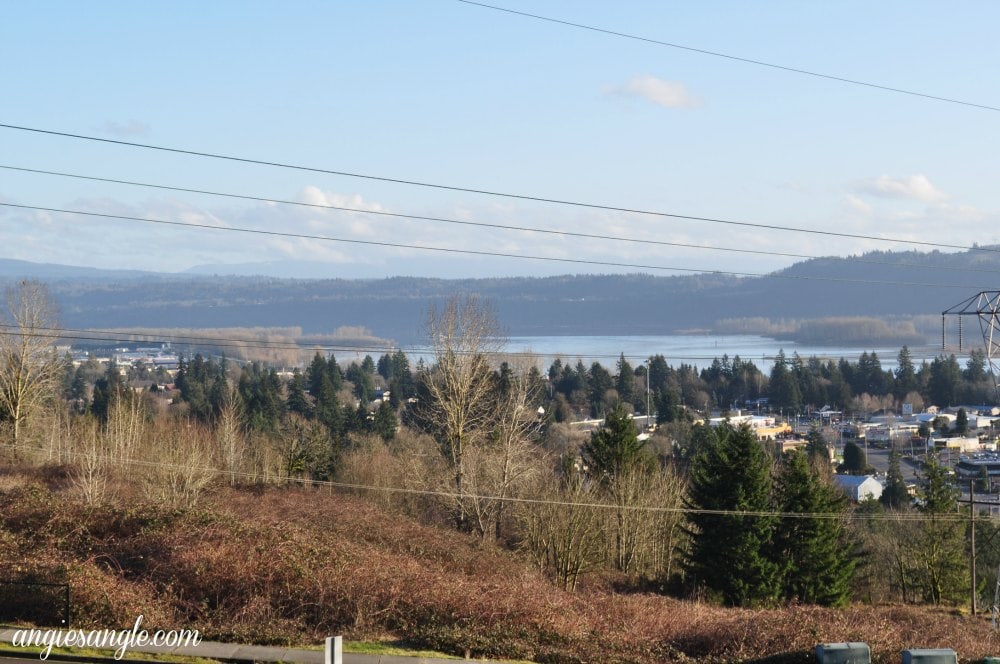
xmin=970 ymin=478 xmax=978 ymax=616
xmin=645 ymin=358 xmax=651 ymax=431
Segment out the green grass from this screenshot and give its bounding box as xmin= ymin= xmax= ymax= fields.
xmin=301 ymin=638 xmax=536 ymax=662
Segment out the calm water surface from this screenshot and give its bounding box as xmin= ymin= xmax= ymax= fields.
xmin=505 ymin=334 xmax=941 ymax=371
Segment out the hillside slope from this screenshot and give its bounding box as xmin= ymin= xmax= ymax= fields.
xmin=1 ymin=469 xmax=997 ymax=663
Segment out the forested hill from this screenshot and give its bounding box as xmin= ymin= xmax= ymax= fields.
xmin=3 ymin=247 xmax=997 ymax=344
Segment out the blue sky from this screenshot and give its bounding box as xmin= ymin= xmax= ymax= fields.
xmin=2 ymin=1 xmax=999 ymax=278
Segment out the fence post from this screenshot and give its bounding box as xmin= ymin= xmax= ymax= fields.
xmin=324 ymin=636 xmax=342 ymax=664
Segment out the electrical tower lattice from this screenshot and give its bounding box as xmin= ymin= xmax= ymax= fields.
xmin=942 ymin=291 xmax=1000 ymax=402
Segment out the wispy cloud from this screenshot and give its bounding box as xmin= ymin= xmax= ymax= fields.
xmin=99 ymin=119 xmax=152 ymax=137
xmin=608 ymin=75 xmax=702 ymax=109
xmin=856 ymin=174 xmax=948 ymax=204
xmin=844 ymin=194 xmax=873 ymax=215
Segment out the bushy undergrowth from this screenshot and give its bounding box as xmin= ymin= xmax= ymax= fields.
xmin=2 ymin=466 xmax=998 ymax=663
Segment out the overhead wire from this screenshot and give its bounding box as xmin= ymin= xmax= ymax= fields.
xmin=2 ymin=202 xmax=994 ymax=290
xmin=2 ymin=441 xmax=977 ymax=522
xmin=0 ymin=123 xmax=995 ymax=255
xmin=456 ymin=0 xmax=1000 ymax=113
xmin=5 ymin=164 xmax=1000 ymax=275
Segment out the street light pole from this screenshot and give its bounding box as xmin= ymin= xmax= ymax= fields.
xmin=646 ymin=358 xmax=651 ymax=431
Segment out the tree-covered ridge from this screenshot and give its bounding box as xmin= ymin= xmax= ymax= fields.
xmin=12 ymin=246 xmax=1000 ymax=342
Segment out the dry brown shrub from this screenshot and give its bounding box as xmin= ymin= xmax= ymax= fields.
xmin=4 ymin=465 xmax=1000 ymax=663
xmin=134 ymin=418 xmax=217 ymax=508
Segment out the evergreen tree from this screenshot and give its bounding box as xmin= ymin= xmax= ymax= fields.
xmin=390 ymin=350 xmax=414 ymax=398
xmin=881 ymin=448 xmax=910 ymax=509
xmin=353 ymin=401 xmax=372 ymax=434
xmin=769 ymin=351 xmax=801 ymax=413
xmin=376 ymin=353 xmax=394 ymax=380
xmin=965 ymin=349 xmax=988 ymax=383
xmin=839 ymin=441 xmax=867 ymax=475
xmin=582 ymin=403 xmax=650 ymax=480
xmin=928 ymin=355 xmax=962 ymax=407
xmin=685 ymin=424 xmax=780 ymax=606
xmin=286 ymin=369 xmax=312 ymax=418
xmin=772 ymin=450 xmax=855 ymax=606
xmin=313 ymin=372 xmax=342 ymax=438
xmin=895 ymin=346 xmax=918 ymax=400
xmin=587 ymin=361 xmax=615 ymax=416
xmin=90 ymin=363 xmax=127 ymax=421
xmin=916 ymin=455 xmax=967 ymax=604
xmin=238 ymin=363 xmax=284 ymax=433
xmin=675 ymin=420 xmax=715 ymax=463
xmin=373 ymin=401 xmax=398 ymax=441
xmin=804 ymin=425 xmax=830 ymax=466
xmin=615 ymin=353 xmax=635 ymax=407
xmin=654 ymin=387 xmax=684 ymax=424
xmin=307 ymin=352 xmax=330 ymax=397
xmin=955 ymin=408 xmax=969 ymax=436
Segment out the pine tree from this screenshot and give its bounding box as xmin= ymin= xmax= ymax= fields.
xmin=581 ymin=403 xmax=650 ymax=479
xmin=916 ymin=455 xmax=967 ymax=604
xmin=840 ymin=441 xmax=867 ymax=475
xmin=313 ymin=372 xmax=342 ymax=438
xmin=881 ymin=449 xmax=910 ymax=509
xmin=955 ymin=408 xmax=969 ymax=436
xmin=769 ymin=350 xmax=801 ymax=413
xmin=615 ymin=353 xmax=635 ymax=407
xmin=804 ymin=425 xmax=830 ymax=466
xmin=772 ymin=450 xmax=855 ymax=606
xmin=286 ymin=370 xmax=312 ymax=418
xmin=685 ymin=424 xmax=780 ymax=606
xmin=373 ymin=401 xmax=397 ymax=441
xmin=895 ymin=346 xmax=918 ymax=399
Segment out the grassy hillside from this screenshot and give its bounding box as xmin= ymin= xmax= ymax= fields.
xmin=2 ymin=467 xmax=998 ymax=663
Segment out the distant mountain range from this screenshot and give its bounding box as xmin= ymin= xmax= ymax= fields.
xmin=0 ymin=248 xmax=996 ymax=345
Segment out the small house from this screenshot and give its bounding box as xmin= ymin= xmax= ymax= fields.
xmin=833 ymin=475 xmax=883 ymax=502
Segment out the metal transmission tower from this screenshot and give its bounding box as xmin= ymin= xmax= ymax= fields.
xmin=942 ymin=291 xmax=1000 ymax=400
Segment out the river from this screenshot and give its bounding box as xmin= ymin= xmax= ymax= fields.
xmin=503 ymin=334 xmax=943 ymax=371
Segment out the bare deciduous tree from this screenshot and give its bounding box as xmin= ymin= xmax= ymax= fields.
xmin=0 ymin=281 xmax=61 ymax=450
xmin=421 ymin=294 xmax=504 ymax=530
xmin=520 ymin=467 xmax=604 ymax=591
xmin=70 ymin=419 xmax=111 ymax=505
xmin=466 ymin=358 xmax=544 ymax=540
xmin=215 ymin=388 xmax=247 ymax=486
xmin=104 ymin=391 xmax=147 ymax=470
xmin=138 ymin=419 xmax=217 ymax=509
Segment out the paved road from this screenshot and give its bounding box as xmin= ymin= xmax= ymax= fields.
xmin=0 ymin=629 xmax=497 ymax=664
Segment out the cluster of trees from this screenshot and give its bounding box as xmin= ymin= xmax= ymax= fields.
xmin=766 ymin=347 xmax=995 ymax=414
xmin=540 ymin=344 xmax=996 ymax=435
xmin=685 ymin=425 xmax=854 ymax=605
xmin=0 ymin=283 xmax=992 ymax=610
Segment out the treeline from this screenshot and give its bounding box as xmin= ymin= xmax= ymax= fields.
xmin=1 ymin=285 xmax=997 ymax=613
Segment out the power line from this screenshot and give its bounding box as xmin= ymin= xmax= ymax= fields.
xmin=6 ymin=164 xmax=1000 ymax=276
xmin=2 ymin=202 xmax=993 ymax=290
xmin=3 ymin=441 xmax=972 ymax=522
xmin=456 ymin=0 xmax=1000 ymax=114
xmin=0 ymin=123 xmax=991 ymax=253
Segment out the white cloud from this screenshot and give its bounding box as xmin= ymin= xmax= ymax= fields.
xmin=298 ymin=186 xmax=385 ymax=212
xmin=844 ymin=194 xmax=873 ymax=216
xmin=609 ymin=75 xmax=702 ymax=109
xmin=857 ymin=174 xmax=948 ymax=204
